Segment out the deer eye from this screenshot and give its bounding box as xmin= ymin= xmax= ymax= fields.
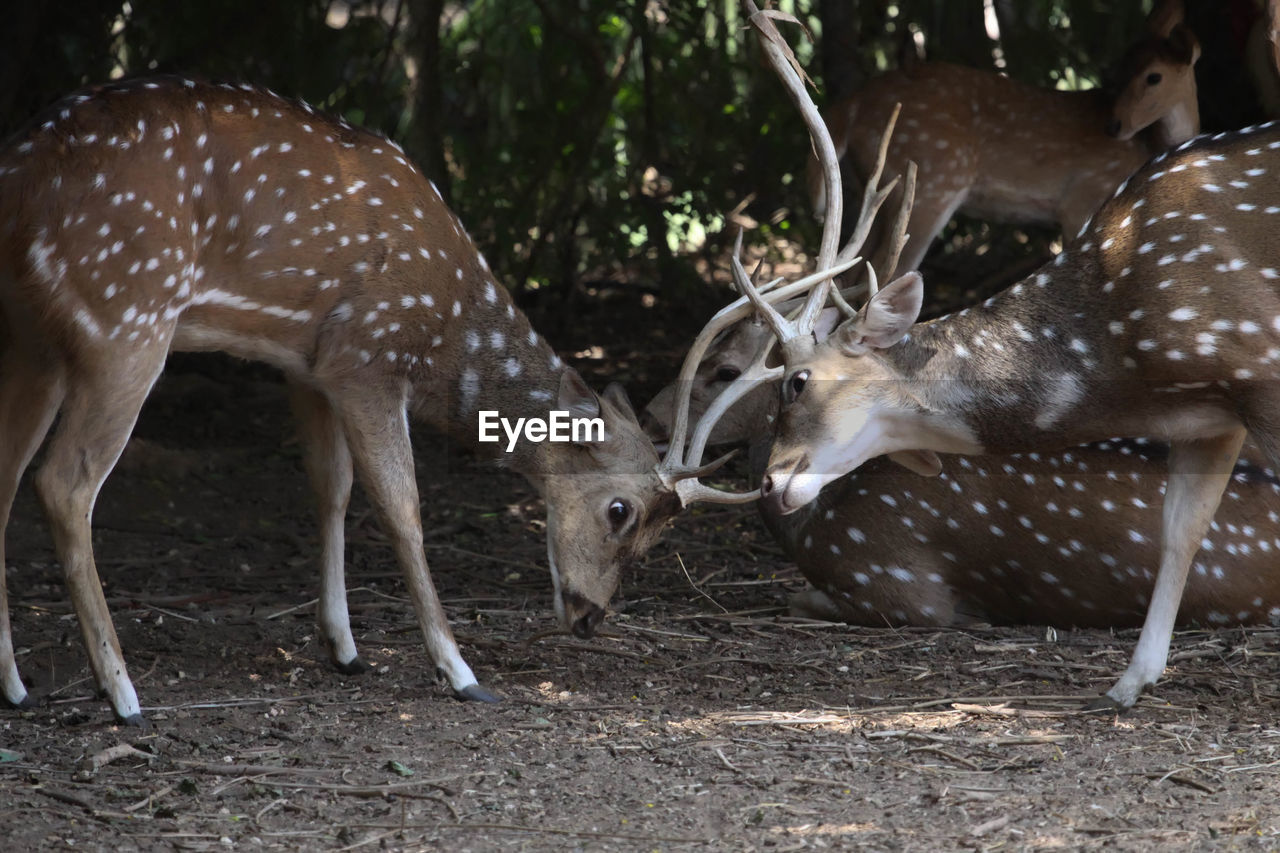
xmin=1146 ymin=72 xmax=1162 ymax=86
xmin=783 ymin=369 xmax=810 ymax=406
xmin=714 ymin=365 xmax=742 ymax=383
xmin=607 ymin=499 xmax=631 ymax=531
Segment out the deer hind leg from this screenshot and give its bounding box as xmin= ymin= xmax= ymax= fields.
xmin=287 ymin=381 xmax=367 ymax=674
xmin=330 ymin=382 xmax=498 ymax=703
xmin=32 ymin=342 xmax=169 ymax=726
xmin=1090 ymin=428 xmax=1247 ymax=712
xmin=0 ymin=344 xmax=65 ymax=708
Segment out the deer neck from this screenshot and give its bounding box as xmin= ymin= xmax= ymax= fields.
xmin=361 ymin=277 xmax=572 ymax=473
xmin=1147 ymin=99 xmax=1199 ymax=151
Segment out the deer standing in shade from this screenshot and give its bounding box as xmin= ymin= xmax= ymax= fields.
xmin=810 ymin=0 xmax=1202 ymax=279
xmin=0 ymin=77 xmax=750 ymax=724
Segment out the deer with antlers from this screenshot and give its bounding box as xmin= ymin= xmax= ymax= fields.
xmin=0 ymin=77 xmax=760 ymax=725
xmin=730 ymin=2 xmax=1280 ymax=711
xmin=645 ymin=318 xmax=1280 ymax=630
xmin=811 ymin=0 xmax=1201 ymax=280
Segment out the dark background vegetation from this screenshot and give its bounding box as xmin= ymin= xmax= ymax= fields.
xmin=0 ymin=1 xmax=1274 ymax=334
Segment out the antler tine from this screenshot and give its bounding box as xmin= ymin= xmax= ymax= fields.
xmin=737 ymin=257 xmax=787 ymax=298
xmin=865 ymin=263 xmax=880 ymax=300
xmin=879 ymin=159 xmax=917 ymax=283
xmin=827 ymin=280 xmax=860 ymax=320
xmin=743 ymin=0 xmax=842 ymax=341
xmin=676 ymin=478 xmax=762 ymax=506
xmin=834 ymin=105 xmax=904 ymax=268
xmin=730 ymin=231 xmax=799 ymax=344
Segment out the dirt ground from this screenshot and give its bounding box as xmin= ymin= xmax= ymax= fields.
xmin=3 ymin=306 xmax=1280 ymax=852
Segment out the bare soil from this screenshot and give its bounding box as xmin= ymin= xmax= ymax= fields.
xmin=3 ymin=307 xmax=1280 ymax=852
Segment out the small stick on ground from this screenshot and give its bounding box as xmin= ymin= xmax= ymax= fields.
xmin=676 ymin=553 xmax=729 ymax=614
xmin=88 ymin=743 xmax=153 ymax=772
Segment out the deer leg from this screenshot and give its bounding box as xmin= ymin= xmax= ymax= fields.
xmin=1089 ymin=428 xmax=1246 ymax=712
xmin=287 ymin=381 xmax=366 ymax=674
xmin=32 ymin=344 xmax=168 ymax=726
xmin=331 ymin=384 xmax=498 ymax=703
xmin=787 ymin=589 xmax=847 ymax=622
xmin=0 ymin=346 xmax=65 ymax=708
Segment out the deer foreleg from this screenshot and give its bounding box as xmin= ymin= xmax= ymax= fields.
xmin=1092 ymin=428 xmax=1246 ymax=711
xmin=33 ymin=344 xmax=168 ymax=726
xmin=333 ymin=382 xmax=498 ymax=703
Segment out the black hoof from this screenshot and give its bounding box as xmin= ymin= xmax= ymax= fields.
xmin=1082 ymin=695 xmax=1128 ymax=715
xmin=454 ymin=683 xmax=501 ymax=703
xmin=117 ymin=712 xmax=151 ymax=730
xmin=334 ymin=656 xmax=371 ymax=676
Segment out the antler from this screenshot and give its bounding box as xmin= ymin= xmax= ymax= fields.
xmin=654 ymin=254 xmax=861 ymax=505
xmin=654 ymin=0 xmax=915 ymax=505
xmin=739 ymin=1 xmax=913 ymax=330
xmin=743 ymin=1 xmax=841 ymax=353
xmin=835 ymin=125 xmax=916 ymax=303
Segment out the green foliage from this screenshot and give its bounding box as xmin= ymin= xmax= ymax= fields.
xmin=0 ymin=0 xmax=1184 ymax=305
xmin=438 ymin=0 xmax=803 ymax=295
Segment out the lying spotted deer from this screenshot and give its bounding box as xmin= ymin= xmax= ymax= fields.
xmin=0 ymin=76 xmax=755 ymax=725
xmin=644 ymin=316 xmax=1280 ymax=629
xmin=810 ymin=0 xmax=1201 ymax=279
xmin=739 ymin=2 xmax=1280 ymax=711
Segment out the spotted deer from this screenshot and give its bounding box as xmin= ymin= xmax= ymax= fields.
xmin=810 ymin=0 xmax=1201 ymax=280
xmin=644 ymin=320 xmax=1280 ymax=630
xmin=0 ymin=76 xmax=754 ymax=725
xmin=734 ymin=0 xmax=1280 ymax=711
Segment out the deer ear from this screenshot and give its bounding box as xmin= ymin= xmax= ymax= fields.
xmin=835 ymin=271 xmax=923 ymax=355
xmin=557 ymin=369 xmax=600 ymax=420
xmin=601 ymin=382 xmax=640 ymax=426
xmin=1166 ymin=23 xmax=1200 ymax=66
xmin=1147 ymin=0 xmax=1184 ymax=37
xmin=889 ymin=449 xmax=943 ymax=477
xmin=813 ymin=305 xmax=843 ymax=342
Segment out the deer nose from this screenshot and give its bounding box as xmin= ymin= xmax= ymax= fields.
xmin=1105 ymin=117 xmax=1122 ymax=138
xmin=761 ymin=455 xmax=809 ymax=515
xmin=761 ymin=473 xmax=788 ymax=516
xmin=571 ymin=604 xmax=605 ymax=639
xmin=561 ymin=589 xmax=606 ymax=638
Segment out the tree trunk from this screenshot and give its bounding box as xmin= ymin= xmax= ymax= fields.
xmin=819 ymin=0 xmax=863 ymax=103
xmin=404 ymin=0 xmax=449 ymax=203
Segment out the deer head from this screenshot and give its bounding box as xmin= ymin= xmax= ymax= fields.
xmin=1107 ymin=0 xmax=1201 ymax=147
xmin=529 ymin=374 xmax=683 ymax=637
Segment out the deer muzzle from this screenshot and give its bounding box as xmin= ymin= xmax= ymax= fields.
xmin=761 ymin=454 xmax=819 ymax=516
xmin=560 ymin=590 xmax=606 ymax=639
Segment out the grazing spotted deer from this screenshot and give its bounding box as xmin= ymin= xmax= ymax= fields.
xmin=810 ymin=0 xmax=1201 ymax=279
xmin=644 ymin=323 xmax=1280 ymax=630
xmin=736 ymin=2 xmax=1280 ymax=711
xmin=0 ymin=77 xmax=751 ymax=725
